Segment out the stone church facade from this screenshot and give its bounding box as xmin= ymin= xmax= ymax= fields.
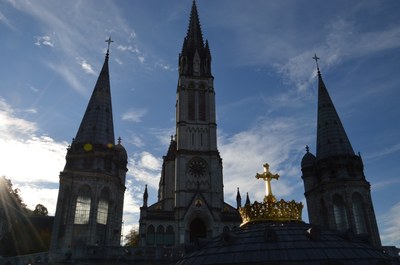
xmin=138 ymin=1 xmax=241 ymax=247
xmin=40 ymin=1 xmax=388 ymax=264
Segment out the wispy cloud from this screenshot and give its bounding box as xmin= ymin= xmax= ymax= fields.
xmin=0 ymin=10 xmax=15 ymax=30
xmin=128 ymin=151 xmax=162 ymax=189
xmin=0 ymin=97 xmax=68 ymax=214
xmin=117 ymin=45 xmax=140 ymax=54
xmin=121 ymin=108 xmax=148 ymax=123
xmin=274 ymin=18 xmax=400 ymax=91
xmin=117 ymin=44 xmax=146 ymax=64
xmin=219 ymin=115 xmax=312 ymax=203
xmin=46 ymin=62 xmax=86 ymax=95
xmin=380 ymin=201 xmax=400 ymax=246
xmin=35 ymin=35 xmax=54 ymax=47
xmin=0 ymin=98 xmax=37 ymax=139
xmin=372 ymin=178 xmax=400 ymax=192
xmin=365 ymin=143 xmax=400 ymax=160
xmin=5 ymin=1 xmax=137 ymax=93
xmin=78 ymin=59 xmax=96 ymax=75
xmin=20 ymin=108 xmax=37 ymax=114
xmin=155 ymin=62 xmax=175 ymax=71
xmin=126 ymin=133 xmax=145 ymax=148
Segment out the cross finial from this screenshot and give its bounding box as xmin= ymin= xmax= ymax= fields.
xmin=118 ymin=136 xmax=121 ymax=144
xmin=105 ymin=37 xmax=114 ymax=55
xmin=306 ymin=145 xmax=309 ymax=153
xmin=255 ymin=163 xmax=280 ymax=202
xmin=312 ymin=53 xmax=320 ymax=72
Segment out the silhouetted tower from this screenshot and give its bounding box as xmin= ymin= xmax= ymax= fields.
xmin=301 ymin=55 xmax=381 ymax=247
xmin=50 ymin=39 xmax=127 ymax=260
xmin=139 ymin=1 xmax=240 ymax=247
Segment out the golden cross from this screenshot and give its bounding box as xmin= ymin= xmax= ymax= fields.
xmin=255 ymin=163 xmax=279 ymax=197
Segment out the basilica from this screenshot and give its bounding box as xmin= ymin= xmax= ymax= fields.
xmin=2 ymin=1 xmax=398 ymax=265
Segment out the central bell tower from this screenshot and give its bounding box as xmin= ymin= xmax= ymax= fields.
xmin=174 ymin=0 xmax=220 ymax=212
xmin=139 ymin=1 xmax=241 ymax=247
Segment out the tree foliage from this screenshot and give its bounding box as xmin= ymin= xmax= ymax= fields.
xmin=0 ymin=176 xmax=26 ymax=210
xmin=124 ymin=227 xmax=140 ymax=247
xmin=0 ymin=177 xmax=52 ymax=256
xmin=33 ymin=204 xmax=48 ymax=216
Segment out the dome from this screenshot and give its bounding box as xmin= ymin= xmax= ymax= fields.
xmin=114 ymin=142 xmax=127 ymax=160
xmin=176 ymin=221 xmax=397 ymax=265
xmin=301 ymin=150 xmax=316 ymax=168
xmin=177 ymin=163 xmax=399 ymax=265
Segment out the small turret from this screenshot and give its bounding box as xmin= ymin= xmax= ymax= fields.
xmin=301 ymin=145 xmax=316 ymax=168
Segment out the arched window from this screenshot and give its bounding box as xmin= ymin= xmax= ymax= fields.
xmin=146 ymin=225 xmax=155 ymax=245
xmin=74 ymin=186 xmax=91 ymax=224
xmin=352 ymin=193 xmax=367 ymax=234
xmin=156 ymin=225 xmax=165 ymax=245
xmin=333 ymin=194 xmax=349 ymax=231
xmin=165 ymin=225 xmax=175 ymax=246
xmin=97 ymin=189 xmax=109 ymax=225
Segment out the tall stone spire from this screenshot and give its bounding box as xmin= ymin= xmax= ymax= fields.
xmin=74 ymin=45 xmax=115 ymax=146
xmin=179 ymin=0 xmax=212 ymax=76
xmin=301 ymin=55 xmax=381 ymax=247
xmin=185 ymin=0 xmax=204 ymax=51
xmin=316 ymin=65 xmax=354 ymax=159
xmin=50 ymin=39 xmax=127 ymax=260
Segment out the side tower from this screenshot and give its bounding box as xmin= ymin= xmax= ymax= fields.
xmin=50 ymin=42 xmax=127 ymax=259
xmin=301 ymin=57 xmax=381 ymax=247
xmin=139 ymin=1 xmax=240 ymax=247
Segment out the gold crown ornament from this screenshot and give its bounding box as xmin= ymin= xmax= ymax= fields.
xmin=239 ymin=163 xmax=303 ymax=225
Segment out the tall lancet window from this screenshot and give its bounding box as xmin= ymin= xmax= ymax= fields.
xmin=198 ymin=85 xmax=206 ymax=121
xmin=97 ymin=189 xmax=110 ymax=225
xmin=188 ymin=86 xmax=195 ymax=120
xmin=352 ymin=193 xmax=367 ymax=234
xmin=74 ymin=186 xmax=91 ymax=224
xmin=333 ymin=194 xmax=349 ymax=230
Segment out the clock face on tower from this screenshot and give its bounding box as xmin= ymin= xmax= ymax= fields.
xmin=188 ymin=159 xmax=206 ymax=178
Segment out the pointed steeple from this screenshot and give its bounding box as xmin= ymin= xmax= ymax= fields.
xmin=236 ymin=187 xmax=242 ymax=209
xmin=143 ymin=184 xmax=148 ymax=208
xmin=315 ymin=56 xmax=355 ymax=159
xmin=74 ymin=40 xmax=115 ymax=146
xmin=185 ymin=0 xmax=204 ymax=52
xmin=179 ymin=0 xmax=212 ymax=77
xmin=245 ymin=192 xmax=251 ymax=206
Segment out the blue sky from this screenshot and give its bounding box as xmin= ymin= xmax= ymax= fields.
xmin=0 ymin=0 xmax=399 ymax=246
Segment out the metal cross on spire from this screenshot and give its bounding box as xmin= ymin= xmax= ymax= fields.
xmin=105 ymin=37 xmax=114 ymax=56
xmin=312 ymin=53 xmax=320 ymax=70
